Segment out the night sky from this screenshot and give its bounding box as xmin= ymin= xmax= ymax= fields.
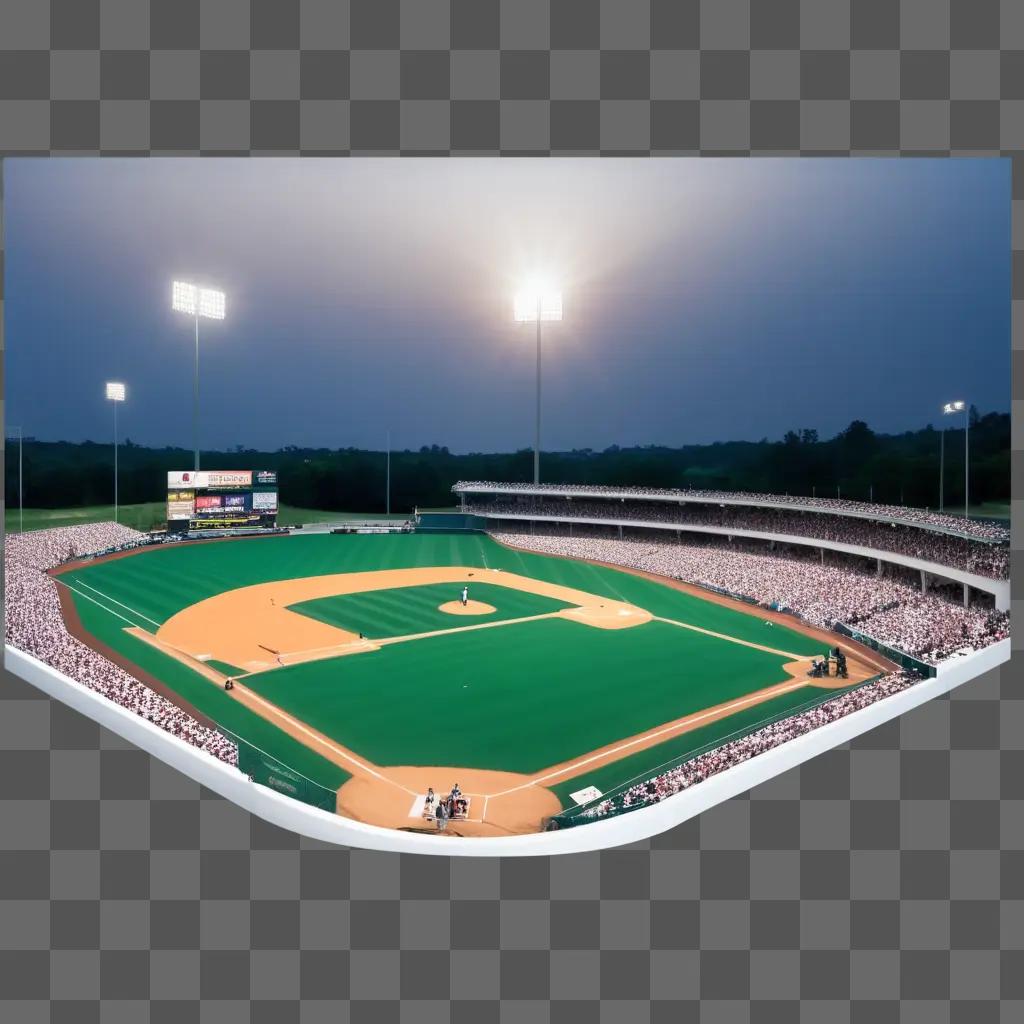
xmin=4 ymin=158 xmax=1010 ymax=454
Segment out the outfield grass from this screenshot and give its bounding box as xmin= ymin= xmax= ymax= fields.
xmin=548 ymin=679 xmax=856 ymax=809
xmin=58 ymin=532 xmax=828 ymax=801
xmin=290 ymin=582 xmax=572 ymax=639
xmin=243 ymin=617 xmax=800 ymax=775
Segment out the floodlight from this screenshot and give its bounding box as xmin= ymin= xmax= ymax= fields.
xmin=105 ymin=381 xmax=126 ymax=402
xmin=514 ymin=283 xmax=562 ymax=323
xmin=198 ymin=287 xmax=226 ymax=320
xmin=514 ymin=279 xmax=564 ymax=485
xmin=941 ymin=399 xmax=970 ymax=520
xmin=173 ymin=281 xmax=225 ymax=321
xmin=172 ymin=280 xmax=227 ymax=471
xmin=172 ymin=280 xmax=197 ymax=315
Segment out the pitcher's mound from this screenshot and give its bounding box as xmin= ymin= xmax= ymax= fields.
xmin=438 ymin=600 xmax=496 ymax=616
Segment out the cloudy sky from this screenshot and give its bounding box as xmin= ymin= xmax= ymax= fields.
xmin=5 ymin=158 xmax=1010 ymax=453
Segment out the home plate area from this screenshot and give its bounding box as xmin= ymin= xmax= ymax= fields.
xmin=409 ymin=784 xmax=473 ymax=826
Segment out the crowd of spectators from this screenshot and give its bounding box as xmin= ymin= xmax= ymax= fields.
xmin=562 ymin=671 xmax=917 ymax=824
xmin=455 ymin=481 xmax=1010 ymax=543
xmin=4 ymin=523 xmax=237 ymax=765
xmin=492 ymin=528 xmax=1010 ymax=666
xmin=469 ymin=498 xmax=1008 ymax=579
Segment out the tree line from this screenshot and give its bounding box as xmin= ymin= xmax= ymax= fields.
xmin=5 ymin=408 xmax=1009 ymax=515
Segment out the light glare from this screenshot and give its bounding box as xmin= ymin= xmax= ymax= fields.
xmin=199 ymin=288 xmax=226 ymax=320
xmin=943 ymin=400 xmax=966 ymax=414
xmin=173 ymin=281 xmax=226 ymax=320
xmin=514 ymin=280 xmax=563 ymax=323
xmin=105 ymin=381 xmax=126 ymax=402
xmin=172 ymin=280 xmax=197 ymax=315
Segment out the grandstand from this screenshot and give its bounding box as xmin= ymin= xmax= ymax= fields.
xmin=454 ymin=481 xmax=1010 ymax=616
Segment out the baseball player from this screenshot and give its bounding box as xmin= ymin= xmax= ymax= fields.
xmin=461 ymin=585 xmax=469 ymax=607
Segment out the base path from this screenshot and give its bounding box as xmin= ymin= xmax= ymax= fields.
xmin=156 ymin=566 xmax=650 ymax=673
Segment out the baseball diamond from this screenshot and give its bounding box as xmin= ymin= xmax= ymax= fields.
xmin=48 ymin=530 xmax=892 ymax=837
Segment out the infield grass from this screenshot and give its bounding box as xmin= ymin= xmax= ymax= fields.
xmin=289 ymin=582 xmax=572 ymax=639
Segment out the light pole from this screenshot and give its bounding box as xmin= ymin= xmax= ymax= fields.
xmin=106 ymin=382 xmax=126 ymax=522
xmin=172 ymin=281 xmax=226 ymax=472
xmin=514 ymin=281 xmax=562 ymax=484
xmin=943 ymin=400 xmax=968 ymax=518
xmin=386 ymin=431 xmax=391 ymax=516
xmin=939 ymin=426 xmax=945 ymax=513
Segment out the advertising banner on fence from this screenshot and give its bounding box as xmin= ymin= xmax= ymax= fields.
xmin=252 ymin=491 xmax=278 ymax=511
xmin=167 ymin=470 xmax=253 ymax=489
xmin=195 ymin=495 xmax=223 ymax=510
xmin=255 ymin=470 xmax=277 ymax=485
xmin=167 ymin=494 xmax=194 ymax=520
xmin=224 ymin=494 xmax=248 ymax=509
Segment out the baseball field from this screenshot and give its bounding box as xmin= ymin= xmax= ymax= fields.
xmin=50 ymin=532 xmax=889 ymax=836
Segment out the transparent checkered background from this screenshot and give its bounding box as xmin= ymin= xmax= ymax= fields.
xmin=0 ymin=1 xmax=1021 ymax=1020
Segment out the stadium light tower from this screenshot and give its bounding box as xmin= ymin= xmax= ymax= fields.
xmin=106 ymin=382 xmax=126 ymax=522
xmin=943 ymin=400 xmax=969 ymax=519
xmin=172 ymin=281 xmax=226 ymax=472
xmin=514 ymin=279 xmax=562 ymax=484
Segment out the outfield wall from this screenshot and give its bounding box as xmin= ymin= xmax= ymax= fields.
xmin=7 ymin=637 xmax=1009 ymax=856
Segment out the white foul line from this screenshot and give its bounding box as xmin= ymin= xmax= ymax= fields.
xmin=652 ymin=614 xmax=805 ymax=660
xmin=487 ymin=679 xmax=809 ymax=799
xmin=54 ymin=579 xmax=143 ymax=629
xmin=72 ymin=578 xmax=162 ymax=628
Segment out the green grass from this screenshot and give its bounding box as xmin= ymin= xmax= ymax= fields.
xmin=966 ymin=502 xmax=1011 ymax=521
xmin=289 ymin=582 xmax=572 ymax=639
xmin=64 ymin=580 xmax=350 ymax=791
xmin=548 ymin=680 xmax=857 ymax=809
xmin=278 ymin=507 xmax=411 ymax=526
xmin=57 ymin=532 xmax=829 ymax=803
xmin=205 ymin=659 xmax=246 ymax=677
xmin=5 ymin=502 xmax=168 ymax=533
xmin=243 ymin=617 xmax=800 ymax=775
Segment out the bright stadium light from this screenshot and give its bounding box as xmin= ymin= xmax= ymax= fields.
xmin=172 ymin=280 xmax=197 ymax=315
xmin=106 ymin=382 xmax=126 ymax=522
xmin=514 ymin=278 xmax=563 ymax=484
xmin=942 ymin=399 xmax=970 ymax=520
xmin=173 ymin=280 xmax=227 ymax=471
xmin=198 ymin=287 xmax=226 ymax=320
xmin=514 ymin=281 xmax=563 ymax=323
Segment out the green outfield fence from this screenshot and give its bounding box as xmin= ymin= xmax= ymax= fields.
xmin=546 ymin=677 xmax=881 ymax=831
xmin=834 ymin=623 xmax=936 ymax=678
xmin=221 ymin=729 xmax=338 ymax=813
xmin=415 ymin=512 xmax=489 ymax=532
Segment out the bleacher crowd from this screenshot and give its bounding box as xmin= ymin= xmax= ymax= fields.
xmin=492 ymin=529 xmax=1010 ymax=666
xmin=566 ymin=671 xmax=917 ymax=824
xmin=469 ymin=499 xmax=1009 ymax=579
xmin=455 ymin=481 xmax=1010 ymax=543
xmin=4 ymin=524 xmax=237 ymax=765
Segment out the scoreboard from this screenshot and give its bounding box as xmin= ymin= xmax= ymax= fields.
xmin=166 ymin=470 xmax=279 ymax=533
